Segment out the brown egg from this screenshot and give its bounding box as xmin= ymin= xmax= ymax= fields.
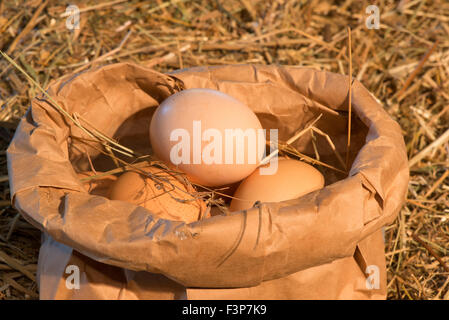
xmin=109 ymin=166 xmax=205 ymax=223
xmin=150 ymin=88 xmax=263 ymax=187
xmin=230 ymin=159 xmax=325 ymax=212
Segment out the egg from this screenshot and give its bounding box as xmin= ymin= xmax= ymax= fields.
xmin=230 ymin=159 xmax=325 ymax=212
xmin=150 ymin=88 xmax=264 ymax=187
xmin=109 ymin=166 xmax=206 ymax=223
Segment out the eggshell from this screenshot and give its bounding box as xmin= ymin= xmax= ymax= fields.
xmin=109 ymin=166 xmax=206 ymax=223
xmin=230 ymin=159 xmax=325 ymax=212
xmin=150 ymin=88 xmax=263 ymax=187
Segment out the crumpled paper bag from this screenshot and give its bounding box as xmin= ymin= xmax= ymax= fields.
xmin=7 ymin=63 xmax=409 ymax=299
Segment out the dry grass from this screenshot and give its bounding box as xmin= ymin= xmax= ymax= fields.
xmin=0 ymin=0 xmax=448 ymax=300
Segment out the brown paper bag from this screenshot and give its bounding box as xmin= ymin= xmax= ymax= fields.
xmin=37 ymin=231 xmax=386 ymax=300
xmin=8 ymin=63 xmax=409 ymax=299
